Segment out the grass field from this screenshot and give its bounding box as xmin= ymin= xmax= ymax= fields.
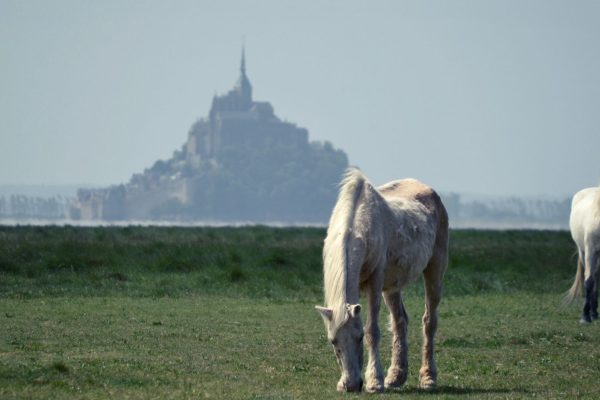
xmin=1 ymin=226 xmax=599 ymax=399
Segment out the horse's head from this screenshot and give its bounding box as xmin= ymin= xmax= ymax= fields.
xmin=315 ymin=303 xmax=364 ymax=392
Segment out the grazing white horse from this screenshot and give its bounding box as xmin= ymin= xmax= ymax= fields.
xmin=315 ymin=169 xmax=448 ymax=392
xmin=565 ymin=186 xmax=600 ymax=323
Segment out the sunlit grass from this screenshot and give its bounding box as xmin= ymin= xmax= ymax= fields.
xmin=2 ymin=294 xmax=599 ymax=399
xmin=1 ymin=226 xmax=596 ymax=399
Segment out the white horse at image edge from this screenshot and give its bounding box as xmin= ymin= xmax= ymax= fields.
xmin=565 ymin=185 xmax=600 ymax=323
xmin=315 ymin=168 xmax=448 ymax=393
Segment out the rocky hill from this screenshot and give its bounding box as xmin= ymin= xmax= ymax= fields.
xmin=70 ymin=51 xmax=348 ymax=223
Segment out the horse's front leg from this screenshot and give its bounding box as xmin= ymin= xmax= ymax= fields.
xmin=364 ymin=277 xmax=384 ymax=393
xmin=383 ymin=289 xmax=409 ymax=389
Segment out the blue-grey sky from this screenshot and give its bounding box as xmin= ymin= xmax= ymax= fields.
xmin=1 ymin=0 xmax=599 ymax=197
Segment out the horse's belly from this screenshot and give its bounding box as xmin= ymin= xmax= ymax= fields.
xmin=382 ymin=256 xmax=429 ymax=291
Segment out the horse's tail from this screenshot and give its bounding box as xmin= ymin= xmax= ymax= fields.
xmin=563 ymin=253 xmax=584 ymax=305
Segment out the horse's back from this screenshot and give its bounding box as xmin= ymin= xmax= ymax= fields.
xmin=570 ymin=187 xmax=600 ymax=249
xmin=378 ymin=178 xmax=445 ymax=219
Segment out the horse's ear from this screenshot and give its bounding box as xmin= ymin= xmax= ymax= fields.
xmin=315 ymin=306 xmax=333 ymax=321
xmin=347 ymin=303 xmax=361 ymax=318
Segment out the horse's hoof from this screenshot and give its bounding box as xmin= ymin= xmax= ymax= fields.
xmin=419 ymin=378 xmax=437 ymax=391
xmin=384 ymin=368 xmax=408 ymax=389
xmin=336 ymin=379 xmax=363 ymax=393
xmin=365 ymin=383 xmax=384 ymax=393
xmin=580 ymin=317 xmax=592 ymax=324
xmin=419 ymin=370 xmax=437 ymax=391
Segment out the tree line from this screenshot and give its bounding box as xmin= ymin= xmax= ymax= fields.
xmin=442 ymin=193 xmax=570 ymax=228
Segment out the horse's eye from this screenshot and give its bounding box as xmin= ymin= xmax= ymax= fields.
xmin=331 ymin=338 xmax=338 ymax=346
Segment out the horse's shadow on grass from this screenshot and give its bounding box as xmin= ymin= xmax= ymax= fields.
xmin=385 ymin=385 xmax=527 ymax=396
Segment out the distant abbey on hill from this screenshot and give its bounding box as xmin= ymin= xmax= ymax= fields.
xmin=71 ymin=50 xmax=349 ymax=223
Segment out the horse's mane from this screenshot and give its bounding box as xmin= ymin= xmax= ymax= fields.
xmin=323 ymin=168 xmax=366 ymax=330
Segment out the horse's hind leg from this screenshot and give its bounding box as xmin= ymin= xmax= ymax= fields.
xmin=383 ymin=289 xmax=409 ymax=389
xmin=582 ymin=276 xmax=594 ymax=323
xmin=582 ymin=250 xmax=599 ymax=324
xmin=592 ymin=267 xmax=599 ymax=320
xmin=591 ymin=283 xmax=599 ymax=320
xmin=420 ymin=256 xmax=446 ymax=390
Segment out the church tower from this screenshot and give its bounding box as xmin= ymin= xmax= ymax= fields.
xmin=234 ymin=46 xmax=252 ymax=104
xmin=208 ymin=47 xmax=255 ymax=126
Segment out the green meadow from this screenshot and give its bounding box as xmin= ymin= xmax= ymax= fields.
xmin=1 ymin=226 xmax=599 ymax=399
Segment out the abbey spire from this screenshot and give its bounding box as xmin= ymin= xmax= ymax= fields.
xmin=235 ymin=45 xmax=252 ymax=103
xmin=241 ymin=45 xmax=246 ymax=75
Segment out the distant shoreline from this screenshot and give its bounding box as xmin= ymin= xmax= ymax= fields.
xmin=0 ymin=218 xmax=327 ymax=228
xmin=0 ymin=218 xmax=567 ymax=231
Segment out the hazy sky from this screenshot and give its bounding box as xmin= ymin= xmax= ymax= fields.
xmin=1 ymin=0 xmax=599 ymax=197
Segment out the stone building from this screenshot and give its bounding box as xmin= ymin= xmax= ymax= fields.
xmin=186 ymin=49 xmax=308 ymax=167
